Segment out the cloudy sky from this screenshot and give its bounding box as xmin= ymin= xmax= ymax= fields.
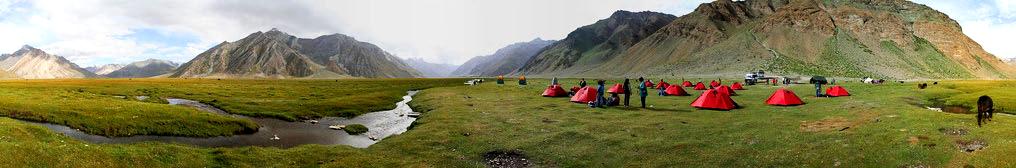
xmin=0 ymin=0 xmax=1014 ymax=67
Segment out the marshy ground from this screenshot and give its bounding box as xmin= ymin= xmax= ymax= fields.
xmin=0 ymin=78 xmax=1013 ymax=167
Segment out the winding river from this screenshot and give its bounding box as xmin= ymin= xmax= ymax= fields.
xmin=22 ymin=91 xmax=420 ymax=148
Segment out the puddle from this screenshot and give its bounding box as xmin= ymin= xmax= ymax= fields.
xmin=22 ymin=91 xmax=420 ymax=148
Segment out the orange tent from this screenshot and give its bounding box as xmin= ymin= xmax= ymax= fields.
xmin=665 ymin=85 xmax=690 ymax=96
xmin=691 ymin=89 xmax=738 ymax=110
xmin=826 ymin=85 xmax=851 ymax=97
xmin=570 ymin=87 xmax=598 ymax=103
xmin=542 ymin=85 xmax=568 ymax=97
xmin=607 ymin=84 xmax=625 ymax=94
xmin=731 ymin=82 xmax=745 ymax=90
xmin=693 ymin=82 xmax=707 ymax=90
xmin=766 ymin=88 xmax=804 ymax=106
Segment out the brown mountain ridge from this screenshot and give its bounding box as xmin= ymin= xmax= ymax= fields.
xmin=511 ymin=0 xmax=1014 ymax=79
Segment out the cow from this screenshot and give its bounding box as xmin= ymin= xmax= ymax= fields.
xmin=977 ymin=95 xmax=995 ymax=127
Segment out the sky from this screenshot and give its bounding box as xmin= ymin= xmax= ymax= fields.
xmin=0 ymin=0 xmax=1013 ymax=67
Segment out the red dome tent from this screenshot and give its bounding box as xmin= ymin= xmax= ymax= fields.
xmin=826 ymin=85 xmax=851 ymax=97
xmin=542 ymin=85 xmax=568 ymax=97
xmin=665 ymin=85 xmax=690 ymax=96
xmin=766 ymin=88 xmax=804 ymax=106
xmin=644 ymin=81 xmax=655 ymax=88
xmin=716 ymin=85 xmax=737 ymax=96
xmin=710 ymin=80 xmax=721 ymax=87
xmin=731 ymin=82 xmax=745 ymax=90
xmin=570 ymin=87 xmax=599 ymax=103
xmin=570 ymin=86 xmax=581 ymax=93
xmin=691 ymin=89 xmax=738 ymax=110
xmin=693 ymin=82 xmax=707 ymax=90
xmin=607 ymin=84 xmax=625 ymax=94
xmin=682 ymin=81 xmax=693 ymax=87
xmin=656 ymin=82 xmax=671 ymax=89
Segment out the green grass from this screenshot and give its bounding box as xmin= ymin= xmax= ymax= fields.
xmin=343 ymin=124 xmax=368 ymax=135
xmin=919 ymin=80 xmax=1016 ymax=114
xmin=1 ymin=78 xmax=1015 ymax=167
xmin=0 ymin=78 xmax=461 ymax=137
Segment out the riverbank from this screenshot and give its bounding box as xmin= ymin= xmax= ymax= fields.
xmin=0 ymin=78 xmax=461 ymax=137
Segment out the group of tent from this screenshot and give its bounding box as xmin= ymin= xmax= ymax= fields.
xmin=543 ymin=80 xmax=851 ymax=111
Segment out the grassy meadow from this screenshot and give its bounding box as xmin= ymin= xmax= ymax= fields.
xmin=0 ymin=78 xmax=462 ymax=137
xmin=0 ymin=78 xmax=1014 ymax=167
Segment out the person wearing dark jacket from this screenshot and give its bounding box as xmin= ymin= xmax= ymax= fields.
xmin=638 ymin=77 xmax=648 ymax=108
xmin=579 ymin=78 xmax=587 ymax=88
xmin=622 ymin=78 xmax=631 ymax=107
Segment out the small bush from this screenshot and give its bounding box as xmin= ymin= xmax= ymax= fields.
xmin=344 ymin=124 xmax=368 ymax=135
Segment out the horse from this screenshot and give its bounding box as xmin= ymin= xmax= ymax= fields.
xmin=977 ymin=95 xmax=995 ymax=127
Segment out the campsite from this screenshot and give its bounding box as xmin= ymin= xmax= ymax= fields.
xmin=0 ymin=78 xmax=1013 ymax=167
xmin=3 ymin=0 xmax=1016 ymax=167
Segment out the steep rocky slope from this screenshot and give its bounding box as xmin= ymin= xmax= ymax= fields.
xmin=295 ymin=33 xmax=421 ymax=78
xmin=515 ymin=11 xmax=677 ymax=76
xmin=453 ymin=38 xmax=555 ymax=76
xmin=105 ymin=59 xmax=178 ymax=78
xmin=404 ymin=58 xmax=457 ymax=77
xmin=515 ymin=0 xmax=1014 ymax=79
xmin=0 ymin=45 xmax=96 ymax=79
xmin=172 ymin=29 xmax=419 ymax=78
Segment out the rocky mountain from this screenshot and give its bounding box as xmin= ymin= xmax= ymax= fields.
xmin=403 ymin=58 xmax=457 ymax=77
xmin=513 ymin=0 xmax=1015 ymax=79
xmin=85 ymin=64 xmax=126 ymax=76
xmin=171 ymin=29 xmax=420 ymax=78
xmin=0 ymin=45 xmax=96 ymax=79
xmin=452 ymin=38 xmax=555 ymax=77
xmin=515 ymin=11 xmax=677 ymax=76
xmin=296 ymin=33 xmax=420 ymax=78
xmin=105 ymin=59 xmax=178 ymax=78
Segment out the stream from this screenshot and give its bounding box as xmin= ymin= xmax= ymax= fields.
xmin=21 ymin=91 xmax=420 ymax=148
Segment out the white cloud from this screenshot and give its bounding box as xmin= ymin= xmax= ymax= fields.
xmin=0 ymin=0 xmax=711 ymax=66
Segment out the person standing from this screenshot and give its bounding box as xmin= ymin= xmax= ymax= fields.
xmin=596 ymin=80 xmax=606 ymax=108
xmin=657 ymin=79 xmax=666 ymax=96
xmin=551 ymin=77 xmax=559 ymax=85
xmin=623 ymin=78 xmax=631 ymax=107
xmin=638 ymin=77 xmax=648 ymax=108
xmin=815 ymin=82 xmax=822 ymax=97
xmin=579 ymin=78 xmax=587 ymax=88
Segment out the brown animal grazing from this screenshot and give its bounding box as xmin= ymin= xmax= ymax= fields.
xmin=918 ymin=83 xmax=928 ymax=89
xmin=977 ymin=95 xmax=994 ymax=127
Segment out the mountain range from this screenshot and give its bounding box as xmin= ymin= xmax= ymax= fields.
xmin=453 ymin=38 xmax=556 ymax=77
xmin=4 ymin=0 xmax=1015 ymax=80
xmin=0 ymin=45 xmax=96 ymax=79
xmin=507 ymin=0 xmax=1014 ymax=79
xmin=104 ymin=59 xmax=179 ymax=78
xmin=170 ymin=29 xmax=420 ymax=78
xmin=403 ymin=58 xmax=457 ymax=77
xmin=85 ymin=64 xmax=125 ymax=76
